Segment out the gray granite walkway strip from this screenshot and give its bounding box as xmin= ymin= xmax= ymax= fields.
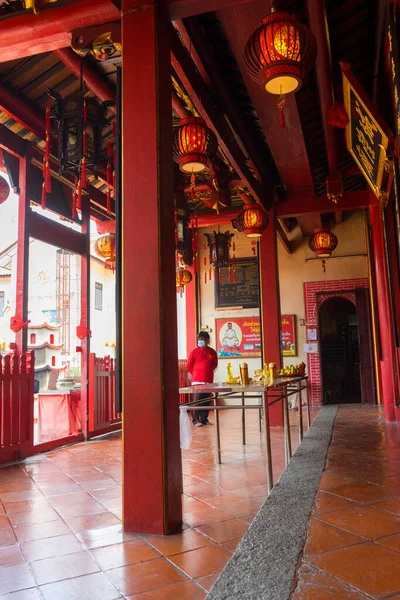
xmin=207 ymin=405 xmax=338 ymax=600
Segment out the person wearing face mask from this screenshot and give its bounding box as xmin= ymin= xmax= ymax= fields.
xmin=187 ymin=331 xmax=218 ymax=427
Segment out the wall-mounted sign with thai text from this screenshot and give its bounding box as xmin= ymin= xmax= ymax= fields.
xmin=342 ymin=63 xmax=393 ymax=200
xmin=281 ymin=315 xmax=296 ymax=357
xmin=215 ymin=317 xmax=261 ymax=358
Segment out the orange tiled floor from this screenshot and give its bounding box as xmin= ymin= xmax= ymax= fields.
xmin=292 ymin=405 xmax=400 ymax=600
xmin=0 ymin=407 xmax=313 ymax=599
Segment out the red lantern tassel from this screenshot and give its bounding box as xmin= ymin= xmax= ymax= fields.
xmin=209 ymin=266 xmax=211 ymax=281
xmin=81 ymin=157 xmax=87 ymax=189
xmin=112 ymin=170 xmax=116 ymax=195
xmin=72 ymin=191 xmax=77 ymax=220
xmin=204 ymin=271 xmax=207 ymax=285
xmin=41 ymin=182 xmax=46 ymax=209
xmin=278 ymin=94 xmax=286 ymax=128
xmin=44 ymin=160 xmax=51 ymax=194
xmin=106 ymin=189 xmax=111 ymax=214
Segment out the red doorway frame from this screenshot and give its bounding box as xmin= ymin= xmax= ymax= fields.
xmin=304 ymin=278 xmax=369 ymax=406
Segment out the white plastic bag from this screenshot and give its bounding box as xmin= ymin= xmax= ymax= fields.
xmin=180 ymin=406 xmax=192 ymax=450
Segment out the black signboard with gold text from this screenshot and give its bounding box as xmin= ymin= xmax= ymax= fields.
xmin=215 ymin=257 xmax=259 ymax=309
xmin=342 ymin=63 xmax=393 ymax=200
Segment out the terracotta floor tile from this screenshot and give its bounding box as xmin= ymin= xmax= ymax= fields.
xmin=143 ymin=528 xmax=212 ymax=556
xmin=0 ymin=526 xmax=16 ymax=545
xmin=1 ymin=498 xmax=51 ymax=514
xmin=65 ymin=512 xmax=120 ymax=533
xmin=375 ymin=532 xmax=400 ymax=552
xmin=183 ymin=507 xmax=233 ymax=528
xmin=0 ymin=544 xmax=24 ymax=567
xmin=0 ymin=514 xmax=11 ymax=528
xmin=8 ymin=508 xmax=61 ymax=527
xmin=292 ymin=563 xmax=369 ymax=599
xmin=0 ymin=490 xmax=44 ymax=503
xmin=77 ymin=524 xmax=135 ymax=549
xmin=107 ymin=557 xmax=184 ymax=595
xmin=50 ymin=492 xmax=95 ymax=507
xmin=327 ymin=480 xmax=400 ymax=504
xmin=0 ymin=563 xmax=36 ymax=595
xmin=127 ymin=581 xmax=206 ymax=599
xmin=29 ymin=550 xmax=100 ymax=585
xmin=309 ymin=542 xmax=400 ymax=597
xmin=91 ymin=539 xmax=159 ymax=569
xmin=39 ymin=572 xmax=122 ymax=600
xmin=319 ymin=472 xmax=360 ymax=492
xmin=372 ymin=497 xmax=400 ymax=515
xmin=197 ymin=519 xmax=248 ymax=543
xmin=196 ymin=572 xmax=220 ymax=592
xmin=319 ymin=505 xmax=400 ymax=539
xmin=312 ymin=492 xmax=359 ymax=515
xmin=168 ymin=544 xmax=231 ymax=579
xmin=303 ymin=518 xmax=364 ymax=556
xmin=0 ymin=589 xmax=42 ymax=600
xmin=21 ymin=533 xmax=84 ymax=561
xmin=221 ymin=538 xmax=241 ymax=552
xmin=55 ymin=501 xmax=106 ymax=519
xmin=13 ymin=519 xmax=70 ymax=542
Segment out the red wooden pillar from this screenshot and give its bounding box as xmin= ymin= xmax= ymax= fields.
xmin=15 ymin=156 xmax=29 ymax=353
xmin=79 ymin=192 xmax=90 ymax=439
xmin=369 ymin=199 xmax=398 ymax=421
xmin=185 ymin=273 xmax=197 ymax=358
xmin=121 ymin=1 xmax=182 ymax=534
xmin=259 ymin=209 xmax=283 ymax=426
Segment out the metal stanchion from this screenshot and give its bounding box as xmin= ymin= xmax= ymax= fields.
xmin=214 ymin=394 xmax=222 ymax=465
xmin=298 ymin=380 xmax=304 ymax=442
xmin=283 ymin=384 xmax=292 ymax=464
xmin=241 ymin=391 xmax=246 ymax=445
xmin=306 ymin=378 xmax=311 ymax=429
xmin=263 ymin=389 xmax=274 ymax=493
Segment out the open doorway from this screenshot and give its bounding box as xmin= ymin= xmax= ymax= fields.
xmin=319 ymin=297 xmax=361 ymax=404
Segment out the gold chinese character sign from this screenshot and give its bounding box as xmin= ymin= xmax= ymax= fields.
xmin=341 ymin=62 xmax=393 ymax=200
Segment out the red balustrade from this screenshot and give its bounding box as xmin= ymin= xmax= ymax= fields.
xmin=0 ymin=352 xmax=34 ymax=462
xmin=88 ymin=353 xmax=121 ymax=436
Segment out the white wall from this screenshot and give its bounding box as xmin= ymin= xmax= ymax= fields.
xmin=90 ymin=258 xmax=116 ymax=357
xmin=177 ymin=291 xmax=187 ymax=359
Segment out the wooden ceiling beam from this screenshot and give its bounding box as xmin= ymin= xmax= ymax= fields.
xmin=218 ymin=3 xmax=315 ymax=193
xmin=276 ymin=190 xmax=370 ymax=217
xmin=170 ymin=25 xmax=273 ymax=209
xmin=0 ymin=81 xmax=45 ymax=139
xmin=276 ymin=220 xmax=292 ymax=254
xmin=0 ymin=123 xmax=26 ymax=158
xmin=168 ymin=0 xmax=257 ymax=19
xmin=174 ymin=18 xmax=275 ymax=191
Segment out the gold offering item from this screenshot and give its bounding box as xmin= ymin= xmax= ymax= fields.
xmin=240 ymin=362 xmax=249 ymax=386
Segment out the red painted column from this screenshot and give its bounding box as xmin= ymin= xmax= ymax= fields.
xmin=185 ymin=273 xmax=197 ymax=358
xmin=259 ymin=209 xmax=283 ymax=426
xmin=121 ymin=1 xmax=182 ymax=534
xmin=369 ymin=199 xmax=398 ymax=421
xmin=15 ymin=156 xmax=29 ymax=353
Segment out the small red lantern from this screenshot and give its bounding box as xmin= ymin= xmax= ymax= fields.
xmin=244 ymin=6 xmax=316 ymax=124
xmin=176 ymin=267 xmax=193 ymax=296
xmin=308 ymin=228 xmax=338 ymax=258
xmin=173 ymin=117 xmax=217 ymax=174
xmin=94 ymin=233 xmax=116 ymax=271
xmin=235 ymin=204 xmax=269 ymax=238
xmin=0 ymin=176 xmax=10 ymax=205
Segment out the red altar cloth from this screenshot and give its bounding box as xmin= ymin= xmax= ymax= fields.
xmin=37 ymin=391 xmax=81 ymax=443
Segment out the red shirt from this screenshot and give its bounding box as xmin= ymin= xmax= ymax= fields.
xmin=187 ymin=346 xmax=218 ymax=384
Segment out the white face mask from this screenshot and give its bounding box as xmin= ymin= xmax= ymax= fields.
xmin=197 ymin=340 xmax=206 ymax=348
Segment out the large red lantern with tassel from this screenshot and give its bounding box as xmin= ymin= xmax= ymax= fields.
xmin=176 ymin=267 xmax=193 ymax=297
xmin=235 ymin=204 xmax=269 ymax=238
xmin=308 ymin=228 xmax=338 ymax=258
xmin=244 ymin=6 xmax=316 ymax=126
xmin=94 ymin=233 xmax=116 ymax=271
xmin=0 ymin=175 xmax=10 ymax=205
xmin=173 ymin=117 xmax=217 ymax=174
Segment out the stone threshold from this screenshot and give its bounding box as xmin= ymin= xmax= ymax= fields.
xmin=207 ymin=405 xmax=338 ymax=600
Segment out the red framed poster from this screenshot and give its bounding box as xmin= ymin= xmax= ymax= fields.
xmin=215 ymin=317 xmax=261 ymax=358
xmin=281 ymin=315 xmax=297 ymax=357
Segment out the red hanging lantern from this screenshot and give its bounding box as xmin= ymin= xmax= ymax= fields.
xmin=308 ymin=228 xmax=338 ymax=258
xmin=176 ymin=267 xmax=193 ymax=297
xmin=235 ymin=204 xmax=269 ymax=238
xmin=94 ymin=233 xmax=116 ymax=271
xmin=0 ymin=175 xmax=10 ymax=205
xmin=173 ymin=117 xmax=217 ymax=174
xmin=244 ymin=6 xmax=316 ymax=125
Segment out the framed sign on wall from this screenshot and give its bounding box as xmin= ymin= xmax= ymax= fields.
xmin=281 ymin=315 xmax=297 ymax=357
xmin=215 ymin=257 xmax=259 ymax=309
xmin=215 ymin=317 xmax=261 ymax=358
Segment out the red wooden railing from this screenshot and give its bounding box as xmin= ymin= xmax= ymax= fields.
xmin=88 ymin=353 xmax=121 ymax=436
xmin=179 ymin=359 xmax=189 ymax=405
xmin=0 ymin=352 xmax=34 ymax=460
